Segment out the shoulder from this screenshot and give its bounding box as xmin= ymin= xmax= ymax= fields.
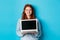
xmin=16 ymin=18 xmax=22 ymax=24
xmin=18 ymin=18 xmax=21 ymax=21
xmin=17 ymin=18 xmax=21 ymax=22
xmin=35 ymin=18 xmax=39 ymax=22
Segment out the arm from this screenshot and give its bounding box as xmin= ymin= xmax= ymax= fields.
xmin=34 ymin=19 xmax=41 ymax=38
xmin=37 ymin=20 xmax=41 ymax=38
xmin=16 ymin=19 xmax=23 ymax=37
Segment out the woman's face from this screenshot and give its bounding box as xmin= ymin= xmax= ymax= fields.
xmin=25 ymin=6 xmax=32 ymax=16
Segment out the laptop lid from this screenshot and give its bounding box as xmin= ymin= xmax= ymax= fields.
xmin=20 ymin=19 xmax=38 ymax=33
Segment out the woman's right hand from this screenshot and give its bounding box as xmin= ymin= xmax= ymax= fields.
xmin=22 ymin=32 xmax=28 ymax=35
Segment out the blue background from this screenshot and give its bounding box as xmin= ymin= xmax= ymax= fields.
xmin=0 ymin=0 xmax=60 ymax=40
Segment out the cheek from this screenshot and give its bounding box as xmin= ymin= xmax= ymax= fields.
xmin=25 ymin=10 xmax=29 ymax=16
xmin=30 ymin=11 xmax=32 ymax=15
xmin=25 ymin=10 xmax=28 ymax=14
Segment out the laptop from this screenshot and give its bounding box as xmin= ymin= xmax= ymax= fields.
xmin=20 ymin=19 xmax=38 ymax=34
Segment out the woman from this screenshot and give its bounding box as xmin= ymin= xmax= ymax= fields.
xmin=16 ymin=4 xmax=41 ymax=40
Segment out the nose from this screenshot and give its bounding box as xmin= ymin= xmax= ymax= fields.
xmin=27 ymin=10 xmax=30 ymax=13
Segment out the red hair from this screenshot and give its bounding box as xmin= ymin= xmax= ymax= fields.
xmin=22 ymin=4 xmax=35 ymax=19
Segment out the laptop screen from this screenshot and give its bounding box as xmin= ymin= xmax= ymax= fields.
xmin=21 ymin=20 xmax=36 ymax=30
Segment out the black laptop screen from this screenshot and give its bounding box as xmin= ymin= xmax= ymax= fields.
xmin=21 ymin=20 xmax=36 ymax=30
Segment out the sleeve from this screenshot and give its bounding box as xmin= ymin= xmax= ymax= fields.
xmin=34 ymin=19 xmax=41 ymax=38
xmin=37 ymin=20 xmax=41 ymax=38
xmin=16 ymin=19 xmax=23 ymax=37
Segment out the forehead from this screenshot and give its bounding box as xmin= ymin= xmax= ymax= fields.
xmin=25 ymin=6 xmax=32 ymax=10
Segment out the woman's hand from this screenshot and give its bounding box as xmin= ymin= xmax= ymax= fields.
xmin=30 ymin=31 xmax=37 ymax=34
xmin=22 ymin=32 xmax=28 ymax=35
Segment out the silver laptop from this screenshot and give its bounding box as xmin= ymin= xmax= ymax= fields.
xmin=20 ymin=19 xmax=38 ymax=34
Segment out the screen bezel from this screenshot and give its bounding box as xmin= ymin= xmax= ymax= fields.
xmin=20 ymin=19 xmax=38 ymax=33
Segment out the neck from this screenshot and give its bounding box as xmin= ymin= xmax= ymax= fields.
xmin=27 ymin=15 xmax=30 ymax=19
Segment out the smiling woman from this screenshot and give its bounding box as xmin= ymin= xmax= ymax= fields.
xmin=16 ymin=4 xmax=41 ymax=40
xmin=22 ymin=4 xmax=35 ymax=19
